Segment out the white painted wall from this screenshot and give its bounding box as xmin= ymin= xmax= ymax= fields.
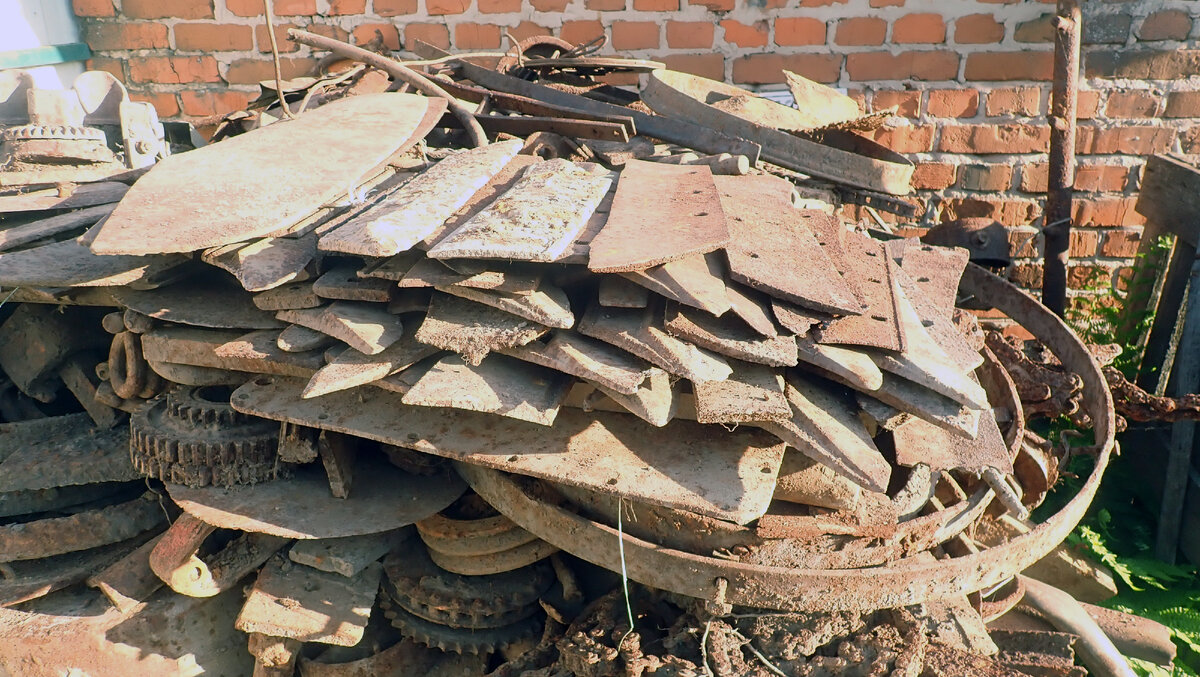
xmin=0 ymin=0 xmax=85 ymax=88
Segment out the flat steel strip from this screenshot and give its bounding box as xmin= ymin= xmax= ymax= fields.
xmin=0 ymin=493 xmax=164 ymax=564
xmin=664 ymin=303 xmax=798 ymax=367
xmin=588 ymin=160 xmax=728 ymax=272
xmin=422 ymin=155 xmax=542 ymax=249
xmin=598 ymin=275 xmax=650 ymax=308
xmin=313 ymin=265 xmax=394 ymax=303
xmin=693 ymin=361 xmax=790 ymax=424
xmin=318 ymin=140 xmax=521 ymax=257
xmin=302 ymin=333 xmax=439 ymax=399
xmin=203 ymin=235 xmax=315 ymax=293
xmin=893 ymin=399 xmax=1012 ymax=474
xmin=0 ymin=422 xmax=137 ymax=492
xmin=725 ymin=283 xmax=779 ymax=337
xmin=770 ymin=299 xmax=829 ymax=337
xmin=141 ymin=326 xmax=323 ymax=377
xmin=716 ymin=174 xmax=860 ymax=315
xmin=577 ymin=303 xmax=732 ymax=383
xmin=500 ymin=331 xmax=657 ymax=395
xmin=232 ymin=375 xmax=785 ymax=525
xmin=236 ymin=556 xmax=381 ymax=646
xmin=889 ymin=240 xmax=968 ymax=319
xmin=438 ymin=282 xmax=574 ymax=329
xmin=113 ymin=274 xmax=284 ymax=330
xmin=402 ymin=354 xmax=572 ymax=426
xmin=892 ymin=265 xmax=984 ymax=373
xmin=814 ymin=231 xmax=904 ymax=352
xmin=621 ymin=253 xmax=731 ymax=316
xmin=795 ymin=338 xmax=883 ymax=392
xmin=0 ymin=238 xmax=186 ymax=288
xmin=413 ymin=292 xmax=547 ymax=366
xmin=277 ymin=302 xmax=404 ymax=356
xmin=585 ymin=370 xmax=678 ymax=427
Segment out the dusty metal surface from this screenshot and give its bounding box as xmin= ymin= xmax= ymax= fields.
xmin=289 ymin=527 xmax=412 ymax=578
xmin=439 ymin=282 xmax=574 ymax=329
xmin=303 ymin=333 xmax=438 ymax=399
xmin=577 ymin=302 xmax=733 ymax=382
xmin=0 ymin=492 xmax=165 ymax=563
xmin=141 ymin=326 xmax=324 ymax=378
xmin=414 ymin=292 xmax=547 ymax=366
xmin=0 ymin=416 xmax=137 ymax=492
xmin=621 ymin=253 xmax=732 ymax=316
xmin=500 ymin=331 xmax=657 ymax=395
xmin=693 ymin=361 xmax=790 ymax=424
xmin=402 ymin=354 xmax=571 ymax=426
xmin=0 ymin=237 xmax=187 ymax=288
xmin=665 ymin=303 xmax=798 ymax=367
xmin=112 ymin=274 xmax=284 ymax=330
xmin=815 ymin=231 xmax=904 ymax=352
xmin=277 ymin=302 xmax=404 ymax=356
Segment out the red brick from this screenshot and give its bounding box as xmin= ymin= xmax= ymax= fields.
xmin=1074 ymin=164 xmax=1130 ymax=192
xmin=774 ymin=17 xmax=825 ymax=46
xmin=179 ymin=89 xmax=253 ymax=117
xmin=1007 ymin=228 xmax=1039 ymax=258
xmin=1075 ymin=125 xmax=1176 ymax=155
xmin=227 ymin=0 xmax=314 ymax=15
xmin=561 ymin=20 xmax=604 ymax=47
xmin=1138 ymin=9 xmax=1192 ymax=41
xmin=73 ymin=0 xmax=115 ymax=17
xmin=721 ymin=20 xmax=768 ymax=48
xmin=661 ymin=54 xmax=725 ymax=81
xmin=129 ymin=55 xmax=220 ymax=84
xmin=926 ymin=88 xmax=978 ymax=117
xmin=835 ymin=17 xmax=886 ymax=46
xmin=455 ymin=23 xmax=501 ymax=48
xmin=1013 ymin=13 xmax=1053 ymax=43
xmin=1182 ymin=126 xmax=1200 ymax=154
xmin=130 ymin=91 xmax=179 ymax=119
xmin=846 ymin=51 xmax=959 ymax=82
xmin=985 ymin=87 xmax=1042 ymax=116
xmin=1165 ymin=92 xmax=1200 ymax=118
xmin=175 ymin=23 xmax=253 ymax=51
xmin=943 ymin=196 xmax=1040 ymax=226
xmin=867 ymin=123 xmax=935 ymax=152
xmin=1104 ymin=91 xmax=1160 ymax=118
xmin=957 ymin=164 xmax=1013 ymax=191
xmin=427 ymin=0 xmax=469 ymax=14
xmin=507 ymin=21 xmax=552 ymax=43
xmin=352 ymin=23 xmax=400 ymax=50
xmin=327 ymin=0 xmax=366 ymax=14
xmin=255 ymin=23 xmax=300 ymax=53
xmin=1100 ymin=229 xmax=1141 ymax=257
xmin=731 ymin=54 xmax=841 ymax=85
xmin=586 ymin=0 xmax=626 ymax=10
xmin=964 ymin=51 xmax=1054 ymax=81
xmin=611 ymin=22 xmax=659 ymax=50
xmin=666 ymin=21 xmax=713 ymax=49
xmin=872 ymin=90 xmax=921 ymax=117
xmin=375 ymin=0 xmax=417 ymax=15
xmin=223 ymin=57 xmax=317 ymax=84
xmin=85 ymin=22 xmax=168 ymax=50
xmin=892 ymin=13 xmax=945 ymax=44
xmin=1086 ymin=49 xmax=1200 ymax=79
xmin=869 ymin=0 xmax=902 ymax=6
xmin=954 ymin=14 xmax=1004 ymax=44
xmin=1009 ymin=262 xmax=1043 ymax=288
xmin=402 ymin=23 xmax=448 ymax=50
xmin=86 ymin=56 xmax=125 ymax=81
xmin=1076 ymin=90 xmax=1100 ymax=119
xmin=304 ymin=24 xmax=350 ymax=42
xmin=1020 ymin=162 xmax=1048 ymax=193
xmin=1067 ymin=265 xmax=1112 ymax=290
xmin=124 ymin=0 xmax=212 ymax=18
xmin=634 ymin=0 xmax=677 ymax=8
xmin=938 ymin=124 xmax=1050 ymax=153
xmin=1067 ymin=231 xmax=1099 ymax=258
xmin=911 ymin=162 xmax=957 ymax=190
xmin=1074 ymin=197 xmax=1145 ymax=228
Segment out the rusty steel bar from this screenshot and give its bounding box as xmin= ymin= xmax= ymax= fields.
xmin=1042 ymin=0 xmax=1082 ymax=317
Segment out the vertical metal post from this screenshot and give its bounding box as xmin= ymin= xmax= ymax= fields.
xmin=1042 ymin=0 xmax=1081 ymax=317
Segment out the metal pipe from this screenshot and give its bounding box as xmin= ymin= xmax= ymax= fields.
xmin=1042 ymin=0 xmax=1081 ymax=317
xmin=1019 ymin=576 xmax=1137 ymax=677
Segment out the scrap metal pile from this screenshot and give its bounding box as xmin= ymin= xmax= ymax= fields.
xmin=0 ymin=32 xmax=1155 ymax=677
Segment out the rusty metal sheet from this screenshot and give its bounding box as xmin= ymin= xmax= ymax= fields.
xmin=796 ymin=338 xmax=883 ymax=392
xmin=716 ymin=174 xmax=860 ymax=315
xmin=112 ymin=275 xmax=284 ymax=330
xmin=398 ymin=257 xmax=468 ymax=288
xmin=577 ymin=302 xmax=732 ymax=382
xmin=0 ymin=483 xmax=131 ymax=519
xmin=168 ymin=453 xmax=465 ymax=539
xmin=278 ymin=324 xmax=335 ymax=353
xmin=359 ymin=250 xmax=424 ymax=282
xmin=313 ymin=265 xmax=394 ymax=302
xmin=890 ymin=240 xmax=968 ymax=318
xmin=725 ymin=282 xmax=779 ymax=337
xmin=0 ymin=492 xmax=165 ymax=563
xmin=0 ymin=417 xmax=137 ymax=492
xmin=422 ymin=155 xmax=542 ymax=249
xmin=401 ymin=354 xmax=572 ymax=426
xmin=0 ymin=181 xmax=127 ymax=214
xmin=773 ymin=451 xmax=863 ymax=510
xmin=664 ymin=303 xmax=798 ymax=367
xmin=413 ymin=292 xmax=548 ymax=366
xmin=621 ymin=253 xmax=731 ymax=316
xmin=303 ymin=333 xmax=439 ymax=399
xmin=587 ymin=159 xmax=728 ymax=272
xmin=0 ymin=203 xmax=114 ymax=253
xmin=893 ymin=266 xmax=983 ymax=373
xmin=289 ymin=528 xmax=412 ymax=578
xmin=320 ymin=141 xmax=521 ymax=257
xmin=835 ymin=368 xmax=982 ymax=439
xmin=440 ymin=260 xmax=543 ymax=295
xmin=584 ymin=370 xmax=679 ymax=427
xmin=894 ymin=403 xmax=1012 ymax=474
xmin=428 ymin=159 xmax=613 ymax=263
xmin=141 ymin=326 xmax=323 ymax=377
xmin=598 ymin=275 xmax=649 ymax=308
xmin=87 ymin=534 xmax=164 ymax=613
xmin=439 ymin=282 xmax=574 ymax=329
xmin=149 ymin=360 xmax=249 ymax=386
xmin=642 ymin=70 xmax=913 ymax=195
xmin=236 ymin=556 xmax=382 ymax=646
xmin=0 ymin=238 xmax=187 ymax=288
xmin=2 ymin=536 xmax=150 ymax=608
xmin=202 ymin=234 xmax=315 ymax=293
xmin=771 ymin=299 xmax=829 ymax=337
xmin=232 ymin=375 xmax=785 ymax=524
xmin=815 ymin=231 xmax=904 ymax=352
xmin=501 ymin=331 xmax=658 ymax=395
xmin=254 ymin=282 xmax=322 ymax=311
xmin=277 ymin=302 xmax=404 ymax=355
xmin=92 ymin=94 xmax=440 ymax=255
xmin=693 ymin=361 xmax=789 ymax=424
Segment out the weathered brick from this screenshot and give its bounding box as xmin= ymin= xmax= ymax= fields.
xmin=611 ymin=22 xmax=659 ymax=50
xmin=965 ymin=51 xmax=1054 ymax=81
xmin=227 ymin=0 xmax=314 ymax=15
xmin=634 ymin=0 xmax=677 ymax=9
xmin=1138 ymin=9 xmax=1192 ymax=41
xmin=353 ymin=22 xmax=400 ymax=50
xmin=86 ymin=22 xmax=169 ymax=50
xmin=1007 ymin=227 xmax=1039 ymax=258
xmin=403 ymin=23 xmax=449 ymax=50
xmin=721 ymin=20 xmax=768 ymax=48
xmin=327 ymin=0 xmax=366 ymax=14
xmin=1068 ymin=230 xmax=1099 ymax=257
xmin=1014 ymin=13 xmax=1053 ymax=43
xmin=586 ymin=0 xmax=626 ymax=11
xmin=942 ymin=196 xmax=1040 ymax=226
xmin=124 ymin=0 xmax=212 ymax=19
xmin=774 ymin=17 xmax=825 ymax=46
xmin=530 ymin=0 xmax=568 ymax=8
xmin=938 ymin=124 xmax=1050 ymax=153
xmin=1164 ymin=91 xmax=1200 ymax=118
xmin=731 ymin=53 xmax=841 ymax=85
xmin=1183 ymin=126 xmax=1200 ymax=154
xmin=1086 ymin=49 xmax=1200 ymax=79
xmin=73 ymin=0 xmax=115 ymax=17
xmin=666 ymin=21 xmax=713 ymax=49
xmin=867 ymin=123 xmax=935 ymax=153
xmin=846 ymin=51 xmax=959 ymax=82
xmin=661 ymin=54 xmax=725 ymax=81
xmin=507 ymin=21 xmax=552 ymax=43
xmin=305 ymin=24 xmax=350 ymax=42
xmin=455 ymin=23 xmax=501 ymax=48
xmin=926 ymin=88 xmax=978 ymax=117
xmin=958 ymin=164 xmax=1013 ymax=192
xmin=1104 ymin=91 xmax=1161 ymax=118
xmin=954 ymin=14 xmax=1004 ymax=44
xmin=86 ymin=56 xmax=125 ymax=81
xmin=129 ymin=55 xmax=220 ymax=84
xmin=1074 ymin=197 xmax=1145 ymax=227
xmin=427 ymin=0 xmax=469 ymax=14
xmin=223 ymin=57 xmax=317 ymax=84
xmin=179 ymin=89 xmax=253 ymax=117
xmin=1020 ymin=162 xmax=1048 ymax=193
xmin=911 ymin=162 xmax=957 ymax=190
xmin=1100 ymin=229 xmax=1142 ymax=257
xmin=985 ymin=87 xmax=1042 ymax=116
xmin=892 ymin=13 xmax=945 ymax=44
xmin=1075 ymin=125 xmax=1176 ymax=155
xmin=1083 ymin=13 xmax=1132 ymax=45
xmin=1076 ymin=90 xmax=1100 ymax=119
xmin=1009 ymin=262 xmax=1043 ymax=289
xmin=375 ymin=0 xmax=418 ymax=15
xmin=561 ymin=20 xmax=605 ymax=47
xmin=835 ymin=17 xmax=887 ymax=46
xmin=130 ymin=91 xmax=179 ymax=118
xmin=1074 ymin=164 xmax=1130 ymax=192
xmin=1068 ymin=265 xmax=1111 ymax=290
xmin=175 ymin=23 xmax=253 ymax=51
xmin=255 ymin=23 xmax=300 ymax=53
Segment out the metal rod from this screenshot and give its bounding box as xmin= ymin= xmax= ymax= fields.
xmin=1042 ymin=0 xmax=1081 ymax=317
xmin=1019 ymin=576 xmax=1138 ymax=677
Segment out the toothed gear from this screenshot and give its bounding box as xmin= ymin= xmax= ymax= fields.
xmin=381 ymin=574 xmax=541 ymax=630
xmin=382 ymin=545 xmax=554 ymax=618
xmin=165 ymin=385 xmax=256 ymax=427
xmin=130 ymin=386 xmax=286 ymax=488
xmin=379 ymin=593 xmax=543 ymax=655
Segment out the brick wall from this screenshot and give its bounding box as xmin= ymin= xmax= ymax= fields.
xmin=72 ymin=0 xmax=1200 ymax=293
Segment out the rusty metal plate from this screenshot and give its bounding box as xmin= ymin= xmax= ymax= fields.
xmin=401 ymin=354 xmax=572 ymax=426
xmin=0 ymin=492 xmax=165 ymax=563
xmin=796 ymin=338 xmax=883 ymax=392
xmin=889 ymin=240 xmax=968 ymax=319
xmin=428 ymin=159 xmax=614 ymax=263
xmin=725 ymin=282 xmax=779 ymax=337
xmin=587 ymin=159 xmax=728 ymax=272
xmin=501 ymin=331 xmax=656 ymax=395
xmin=236 ymin=556 xmax=382 ymax=646
xmin=693 ymin=361 xmax=789 ymax=424
xmin=621 ymin=253 xmax=731 ymax=316
xmin=441 ymin=260 xmax=544 ymax=295
xmin=1 ymin=535 xmax=151 ymax=608
xmin=0 ymin=238 xmax=188 ymax=288
xmin=581 ymin=370 xmax=678 ymax=427
xmin=771 ymin=299 xmax=829 ymax=337
xmin=313 ymin=265 xmax=394 ymax=302
xmin=0 ymin=203 xmax=114 ymax=253
xmin=303 ymin=333 xmax=438 ymax=399
xmin=92 ymin=94 xmax=440 ymax=255
xmin=141 ymin=326 xmax=323 ymax=378
xmin=168 ymin=453 xmax=465 ymax=539
xmin=577 ymin=302 xmax=732 ymax=383
xmin=423 ymin=155 xmax=542 ymax=249
xmin=0 ymin=181 xmax=127 ymax=214
xmin=320 ymin=140 xmax=521 ymax=257
xmin=0 ymin=416 xmax=137 ymax=492
xmin=413 ymin=292 xmax=548 ymax=366
xmin=893 ymin=402 xmax=1012 ymax=474
xmin=598 ymin=275 xmax=649 ymax=308
xmin=439 ymin=282 xmax=574 ymax=329
xmin=112 ymin=274 xmax=284 ymax=330
xmin=893 ymin=266 xmax=983 ymax=373
xmin=664 ymin=303 xmax=798 ymax=367
xmin=202 ymin=234 xmax=316 ymax=293
xmin=277 ymin=302 xmax=404 ymax=356
xmin=359 ymin=250 xmax=424 ymax=282
xmin=815 ymin=231 xmax=904 ymax=352
xmin=253 ymin=282 xmax=322 ymax=311
xmin=717 ymin=174 xmax=860 ymax=315
xmin=232 ymin=375 xmax=785 ymax=524
xmin=398 ymin=257 xmax=468 ymax=288
xmin=838 ymin=369 xmax=981 ymax=439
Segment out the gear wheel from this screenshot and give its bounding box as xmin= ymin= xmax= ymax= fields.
xmin=130 ymin=385 xmax=286 ymax=488
xmin=379 ymin=593 xmax=543 ymax=655
xmin=380 ymin=574 xmax=541 ymax=630
xmin=382 ymin=545 xmax=554 ymax=618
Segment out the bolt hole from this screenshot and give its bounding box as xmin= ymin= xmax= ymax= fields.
xmin=922 ymin=320 xmax=934 ymax=327
xmin=253 ymin=377 xmax=272 ymax=387
xmin=695 ymin=211 xmax=708 ymax=217
xmin=871 ymin=315 xmax=887 ymax=321
xmin=508 ymin=455 xmax=518 ymax=462
xmin=606 ymin=478 xmax=618 ymax=486
xmin=317 ymin=413 xmax=329 ymax=420
xmin=917 ymin=276 xmax=930 ymax=282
